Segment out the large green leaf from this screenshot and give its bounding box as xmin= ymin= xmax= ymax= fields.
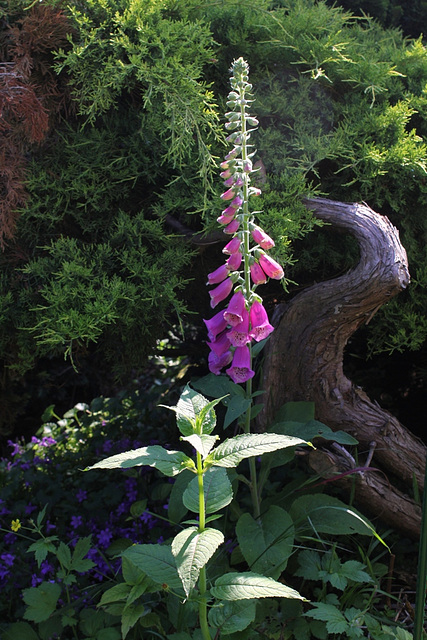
xmin=210 ymin=572 xmax=303 ymax=601
xmin=172 ymin=526 xmax=224 ymax=596
xmin=272 ymin=419 xmax=358 ymax=446
xmin=183 ymin=467 xmax=233 ymax=514
xmin=122 ymin=544 xmax=182 ymax=591
xmin=207 ymin=433 xmax=307 ymax=468
xmin=236 ymin=506 xmax=295 ymax=579
xmin=274 ymin=401 xmax=315 ymax=423
xmin=2 ymin=622 xmax=40 ymax=640
xmin=192 ymin=374 xmax=245 ymax=400
xmin=22 ymin=582 xmax=61 ymax=623
xmin=208 ymin=599 xmax=257 ymax=635
xmin=87 ymin=445 xmax=195 ymax=476
xmin=290 ymin=494 xmax=382 ymax=539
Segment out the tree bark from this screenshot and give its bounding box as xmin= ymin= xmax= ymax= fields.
xmin=260 ymin=197 xmax=425 ymax=538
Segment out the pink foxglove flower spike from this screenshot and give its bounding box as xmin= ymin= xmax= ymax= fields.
xmin=204 ymin=57 xmax=285 ymax=383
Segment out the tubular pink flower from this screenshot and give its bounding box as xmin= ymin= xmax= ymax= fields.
xmin=217 ymin=214 xmax=236 ymax=226
xmin=250 ymin=262 xmax=267 ymax=285
xmin=224 ymin=291 xmax=246 ymax=327
xmin=207 ymin=331 xmax=231 ymax=356
xmin=226 ymin=251 xmax=242 ymax=271
xmin=222 ymin=204 xmax=239 ymax=216
xmin=249 ymin=301 xmax=274 ymax=342
xmin=226 ymin=346 xmax=255 ymax=384
xmin=209 ymin=277 xmax=233 ymax=308
xmin=228 ymin=310 xmax=251 ymax=347
xmin=207 ymin=264 xmax=229 ymax=285
xmin=223 ymin=237 xmax=241 ymax=255
xmin=259 ymin=253 xmax=284 ymax=280
xmin=231 ymin=195 xmax=244 ymax=208
xmin=224 ymin=219 xmax=240 ymax=234
xmin=251 ymin=227 xmax=275 ymax=250
xmin=220 ymin=169 xmax=232 ymax=179
xmin=220 ymin=188 xmax=236 ymax=201
xmin=204 ymin=310 xmax=228 ymax=341
xmin=209 ymin=349 xmax=233 ymax=376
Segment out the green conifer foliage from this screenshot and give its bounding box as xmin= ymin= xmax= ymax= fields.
xmin=2 ymin=0 xmax=427 ymax=432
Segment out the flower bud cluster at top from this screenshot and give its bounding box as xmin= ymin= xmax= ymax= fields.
xmin=204 ymin=57 xmax=284 ymax=385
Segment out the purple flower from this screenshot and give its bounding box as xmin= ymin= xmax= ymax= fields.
xmin=204 ymin=310 xmax=228 ymax=341
xmin=208 ymin=349 xmax=233 ymax=375
xmin=97 ymin=528 xmax=113 ymax=549
xmin=249 ymin=301 xmax=274 ymax=341
xmin=207 ymin=331 xmax=231 ymax=356
xmin=224 ymin=219 xmax=240 ymax=234
xmin=226 ymin=251 xmax=242 ymax=271
xmin=71 ymin=515 xmax=83 ymax=529
xmin=259 ymin=253 xmax=284 ymax=280
xmin=223 ymin=236 xmax=241 ymax=255
xmin=209 ymin=277 xmax=233 ymax=308
xmin=251 ymin=226 xmax=275 ymax=250
xmin=228 ymin=310 xmax=251 ymax=347
xmin=250 ymin=262 xmax=267 ymax=285
xmin=223 ymin=291 xmax=246 ymax=327
xmin=226 ymin=346 xmax=255 ymax=384
xmin=1 ymin=553 xmax=15 ymax=567
xmin=76 ymin=489 xmax=87 ymax=503
xmin=207 ymin=264 xmax=229 ymax=285
xmin=220 ymin=187 xmax=237 ymax=201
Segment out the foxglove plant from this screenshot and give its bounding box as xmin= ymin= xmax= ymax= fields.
xmin=204 ymin=57 xmax=283 ymax=386
xmin=204 ymin=57 xmax=284 ymax=517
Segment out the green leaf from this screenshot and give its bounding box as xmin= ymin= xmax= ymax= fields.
xmin=208 ymin=599 xmax=257 ymax=634
xmin=27 ymin=537 xmax=58 ymax=568
xmin=341 ymin=560 xmax=374 ymax=584
xmin=56 ymin=542 xmax=72 ymax=570
xmin=121 ymin=603 xmax=147 ymax=639
xmin=168 ymin=469 xmax=193 ymax=523
xmin=223 ymin=396 xmax=251 ymax=430
xmin=71 ymin=536 xmax=94 ymax=573
xmin=23 ymin=582 xmax=61 ymax=623
xmin=169 ymin=384 xmax=218 ymax=436
xmin=272 ymin=419 xmax=358 ymax=445
xmin=183 ymin=467 xmax=233 ymax=514
xmin=290 ymin=494 xmax=384 ymax=542
xmin=181 ymin=434 xmax=218 ymax=458
xmin=294 ymin=549 xmax=322 ymax=581
xmin=207 ymin=433 xmax=307 ymax=468
xmin=99 ymin=583 xmax=132 ymax=606
xmin=192 ymin=374 xmax=245 ymax=399
xmin=87 ymin=445 xmax=195 ymax=476
xmin=274 ymin=401 xmax=315 ymax=423
xmin=304 ymin=603 xmax=348 ymax=634
xmin=172 ymin=526 xmax=224 ymax=596
xmin=236 ymin=506 xmax=295 ymax=578
xmin=210 ymin=572 xmax=303 ymax=601
xmin=122 ymin=544 xmax=182 ymax=591
xmin=96 ymin=629 xmax=122 ymax=640
xmin=121 ymin=555 xmax=147 ymax=586
xmin=2 ymin=622 xmax=40 ymax=640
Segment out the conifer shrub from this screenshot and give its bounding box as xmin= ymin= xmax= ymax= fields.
xmin=1 ymin=0 xmax=427 ymax=433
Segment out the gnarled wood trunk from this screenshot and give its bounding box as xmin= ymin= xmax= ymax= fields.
xmin=260 ymin=198 xmax=424 ymax=538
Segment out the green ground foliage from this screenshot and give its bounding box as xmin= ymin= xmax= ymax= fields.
xmin=1 ymin=0 xmax=427 ymax=434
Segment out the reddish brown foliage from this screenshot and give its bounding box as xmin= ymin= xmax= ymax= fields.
xmin=0 ymin=2 xmax=73 ymax=248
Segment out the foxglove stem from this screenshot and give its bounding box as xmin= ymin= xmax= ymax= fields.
xmin=196 ymin=451 xmax=210 ymax=640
